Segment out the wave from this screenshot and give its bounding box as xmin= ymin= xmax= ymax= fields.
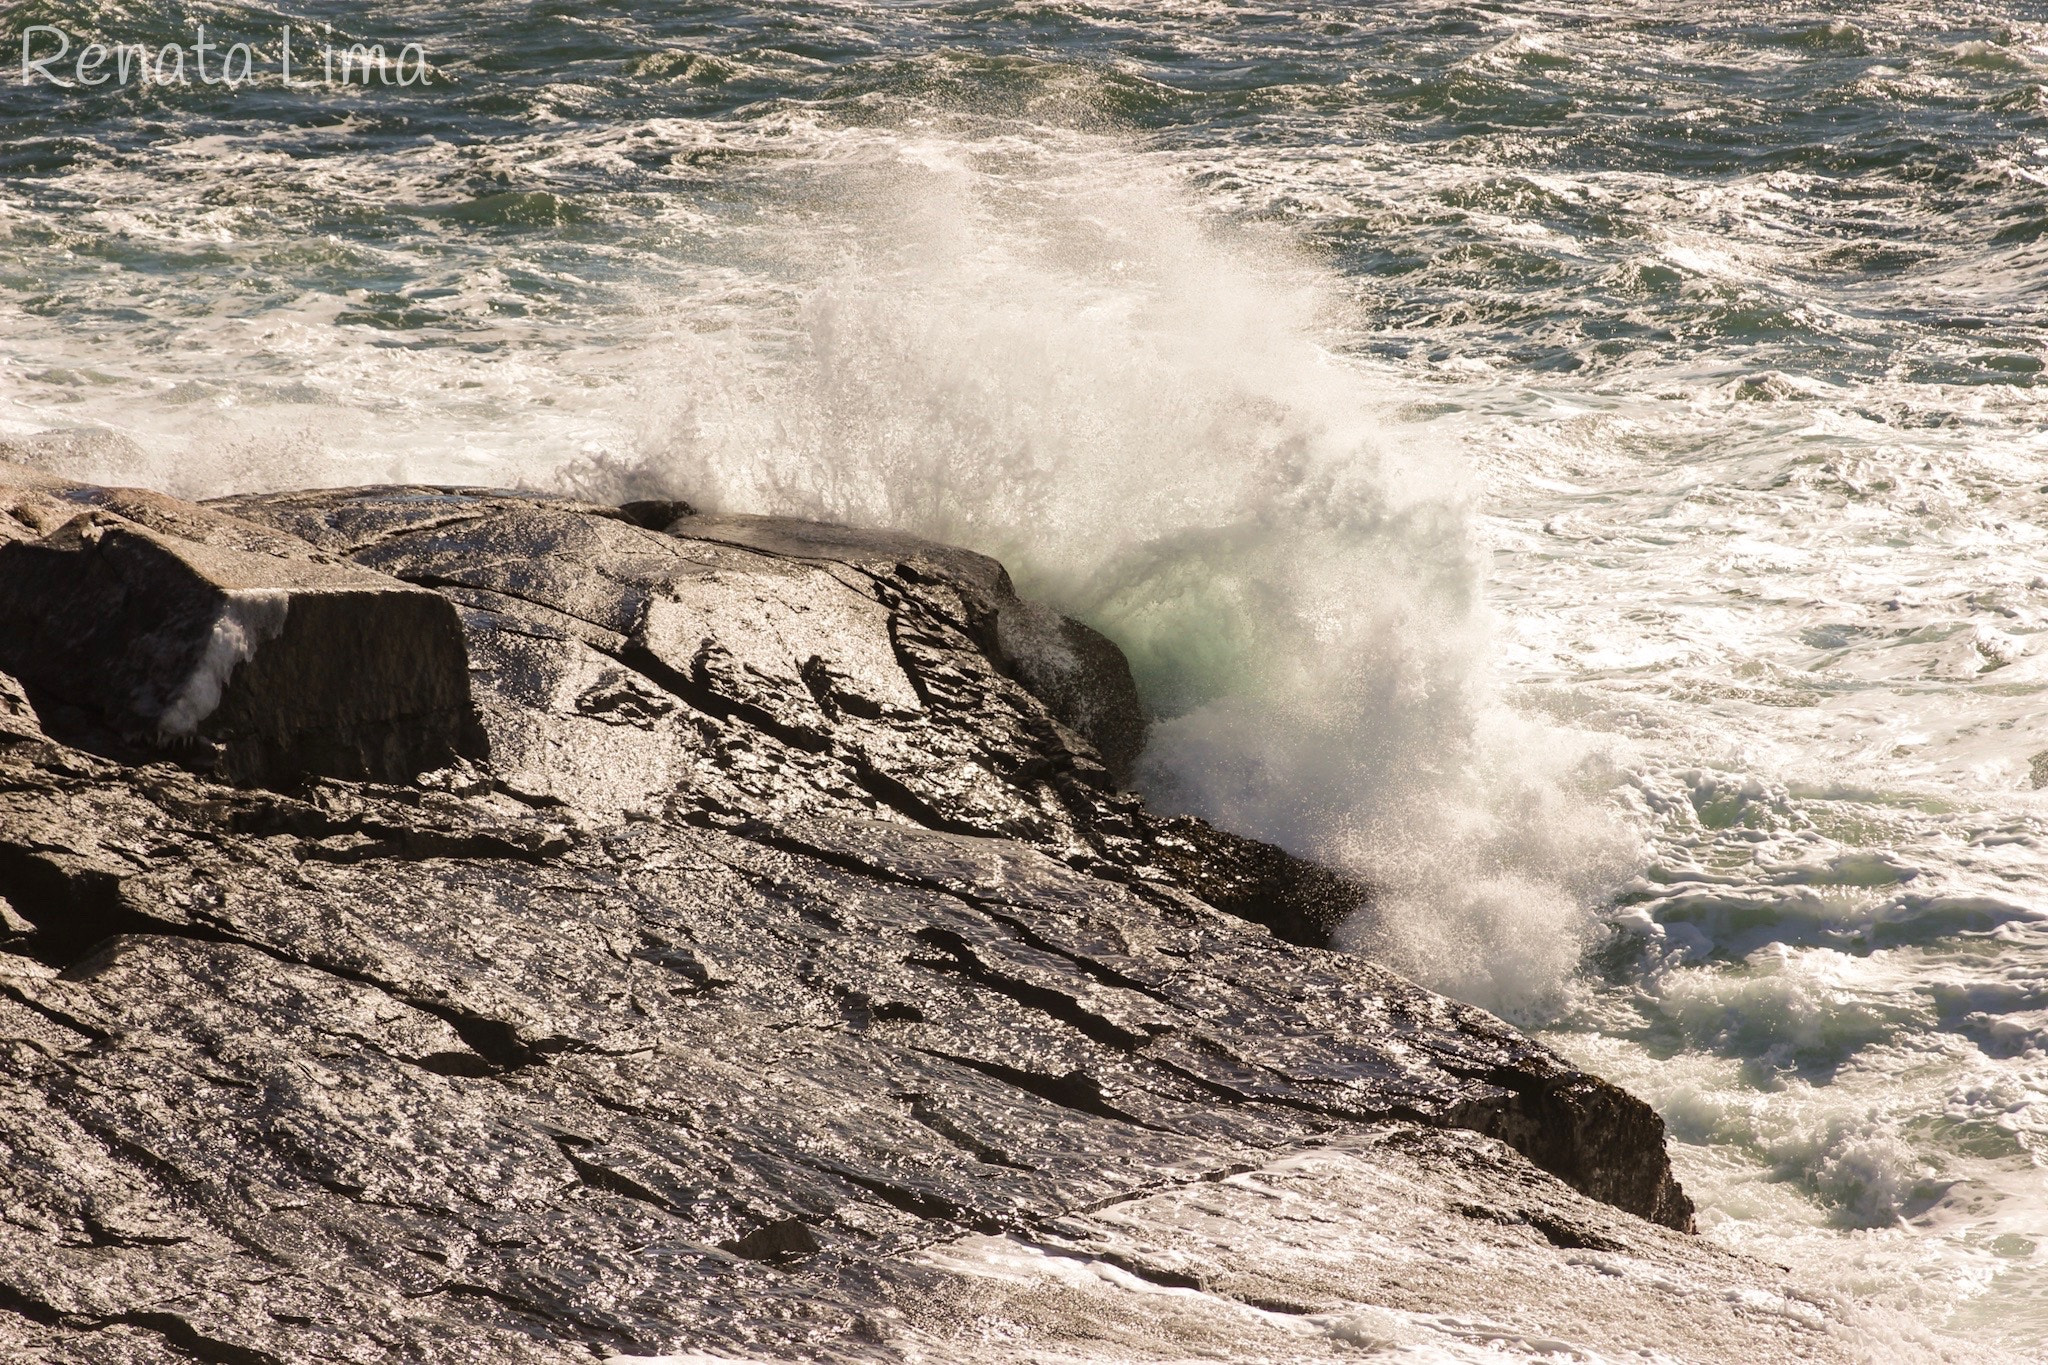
xmin=565 ymin=126 xmax=1639 ymax=1017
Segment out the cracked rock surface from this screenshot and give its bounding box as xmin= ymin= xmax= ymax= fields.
xmin=0 ymin=478 xmax=1863 ymax=1363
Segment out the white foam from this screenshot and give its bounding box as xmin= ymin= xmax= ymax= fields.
xmin=156 ymin=590 xmax=290 ymax=736
xmin=570 ymin=130 xmax=1637 ymax=1017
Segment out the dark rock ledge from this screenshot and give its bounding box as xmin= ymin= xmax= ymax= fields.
xmin=0 ymin=466 xmax=1858 ymax=1363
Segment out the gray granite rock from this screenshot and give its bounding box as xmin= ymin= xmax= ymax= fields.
xmin=0 ymin=478 xmax=1850 ymax=1364
xmin=0 ymin=470 xmax=480 ymax=786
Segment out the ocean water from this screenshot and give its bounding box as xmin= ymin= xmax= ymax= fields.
xmin=5 ymin=1 xmax=2048 ymax=1357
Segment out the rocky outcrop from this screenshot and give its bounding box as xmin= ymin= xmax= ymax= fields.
xmin=588 ymin=508 xmax=1150 ymax=784
xmin=0 ymin=475 xmax=1858 ymax=1364
xmin=0 ymin=468 xmax=479 ymax=786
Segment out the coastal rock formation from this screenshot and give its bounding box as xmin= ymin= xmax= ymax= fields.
xmin=0 ymin=469 xmax=478 ymax=786
xmin=0 ymin=472 xmax=1863 ymax=1363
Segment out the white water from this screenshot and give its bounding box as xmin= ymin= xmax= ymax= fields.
xmin=567 ymin=133 xmax=1640 ymax=1021
xmin=157 ymin=588 xmax=291 ymax=736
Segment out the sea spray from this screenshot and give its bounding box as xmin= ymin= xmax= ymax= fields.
xmin=575 ymin=130 xmax=1641 ymax=1017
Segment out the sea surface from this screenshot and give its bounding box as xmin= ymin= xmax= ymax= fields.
xmin=5 ymin=2 xmax=2048 ymax=1358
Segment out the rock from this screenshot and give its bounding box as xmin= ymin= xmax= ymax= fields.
xmin=0 ymin=669 xmax=42 ymax=744
xmin=879 ymin=1127 xmax=1858 ymax=1363
xmin=616 ymin=498 xmax=698 ymax=529
xmin=660 ymin=510 xmax=1151 ymax=784
xmin=0 ymin=480 xmax=1852 ymax=1365
xmin=994 ymin=599 xmax=1148 ymax=784
xmin=0 ymin=471 xmax=480 ymax=787
xmin=1147 ymin=814 xmax=1373 ymax=948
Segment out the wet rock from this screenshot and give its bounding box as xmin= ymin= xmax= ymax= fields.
xmin=1455 ymin=1069 xmax=1700 ymax=1234
xmin=881 ymin=1129 xmax=1853 ymax=1364
xmin=1147 ymin=814 xmax=1373 ymax=948
xmin=994 ymin=600 xmax=1148 ymax=784
xmin=0 ymin=473 xmax=479 ymax=787
xmin=617 ymin=498 xmax=698 ymax=529
xmin=0 ymin=481 xmax=1793 ymax=1365
xmin=664 ymin=510 xmax=1149 ymax=783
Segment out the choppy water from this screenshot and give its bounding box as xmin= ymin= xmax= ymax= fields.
xmin=7 ymin=1 xmax=2048 ymax=1356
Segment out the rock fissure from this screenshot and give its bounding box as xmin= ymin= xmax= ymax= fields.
xmin=913 ymin=1049 xmax=1169 ymax=1133
xmin=908 ymin=927 xmax=1157 ymax=1053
